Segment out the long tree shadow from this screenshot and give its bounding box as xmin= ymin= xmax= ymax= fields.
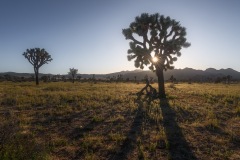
xmin=160 ymin=99 xmax=197 ymax=160
xmin=110 ymin=99 xmax=144 ymax=160
xmin=70 ymin=119 xmax=102 ymax=140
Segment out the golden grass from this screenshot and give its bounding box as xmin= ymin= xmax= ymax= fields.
xmin=0 ymin=81 xmax=239 ymax=159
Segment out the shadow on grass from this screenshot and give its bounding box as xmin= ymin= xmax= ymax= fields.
xmin=160 ymin=99 xmax=197 ymax=160
xmin=110 ymin=99 xmax=144 ymax=160
xmin=111 ymin=94 xmax=197 ymax=160
xmin=71 ymin=120 xmax=98 ymax=139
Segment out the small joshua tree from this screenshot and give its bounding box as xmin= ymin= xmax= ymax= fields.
xmin=123 ymin=13 xmax=190 ymax=98
xmin=134 ymin=76 xmax=137 ymax=82
xmin=23 ymin=48 xmax=52 ymax=85
xmin=69 ymin=68 xmax=78 ymax=83
xmin=169 ymin=75 xmax=176 ymax=83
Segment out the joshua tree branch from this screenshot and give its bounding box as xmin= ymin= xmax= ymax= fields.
xmin=129 ymin=36 xmax=144 ymax=46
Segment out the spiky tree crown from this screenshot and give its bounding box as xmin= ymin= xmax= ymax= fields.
xmin=69 ymin=68 xmax=78 ymax=77
xmin=23 ymin=48 xmax=53 ymax=69
xmin=122 ymin=13 xmax=190 ymax=71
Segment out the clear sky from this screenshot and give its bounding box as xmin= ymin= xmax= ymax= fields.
xmin=1 ymin=0 xmax=240 ymax=74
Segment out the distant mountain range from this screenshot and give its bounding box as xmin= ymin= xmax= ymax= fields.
xmin=103 ymin=68 xmax=240 ymax=81
xmin=1 ymin=68 xmax=240 ymax=81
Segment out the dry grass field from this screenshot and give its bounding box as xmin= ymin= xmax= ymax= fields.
xmin=0 ymin=82 xmax=239 ymax=160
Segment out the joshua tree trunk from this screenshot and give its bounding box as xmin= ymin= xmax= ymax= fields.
xmin=72 ymin=77 xmax=75 ymax=83
xmin=34 ymin=67 xmax=39 ymax=85
xmin=156 ymin=66 xmax=166 ymax=99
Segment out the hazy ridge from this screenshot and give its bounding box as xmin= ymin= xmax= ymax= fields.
xmin=1 ymin=68 xmax=240 ymax=81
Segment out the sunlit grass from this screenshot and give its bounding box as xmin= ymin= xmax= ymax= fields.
xmin=0 ymin=81 xmax=239 ymax=159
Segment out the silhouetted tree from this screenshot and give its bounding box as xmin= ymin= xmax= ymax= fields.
xmin=68 ymin=68 xmax=78 ymax=83
xmin=23 ymin=48 xmax=52 ymax=85
xmin=134 ymin=76 xmax=137 ymax=82
xmin=169 ymin=75 xmax=176 ymax=83
xmin=123 ymin=13 xmax=190 ymax=98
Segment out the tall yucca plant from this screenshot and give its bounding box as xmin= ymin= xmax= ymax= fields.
xmin=23 ymin=48 xmax=52 ymax=85
xmin=123 ymin=13 xmax=190 ymax=98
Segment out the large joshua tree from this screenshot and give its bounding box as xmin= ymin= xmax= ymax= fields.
xmin=123 ymin=13 xmax=190 ymax=98
xmin=23 ymin=48 xmax=53 ymax=85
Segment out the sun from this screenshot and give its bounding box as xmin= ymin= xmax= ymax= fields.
xmin=152 ymin=57 xmax=158 ymax=63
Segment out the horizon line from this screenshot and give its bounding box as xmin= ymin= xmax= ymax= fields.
xmin=0 ymin=67 xmax=239 ymax=75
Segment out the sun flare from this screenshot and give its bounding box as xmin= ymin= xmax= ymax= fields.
xmin=152 ymin=57 xmax=158 ymax=62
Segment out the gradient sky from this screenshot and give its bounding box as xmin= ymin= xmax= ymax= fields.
xmin=1 ymin=0 xmax=240 ymax=74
